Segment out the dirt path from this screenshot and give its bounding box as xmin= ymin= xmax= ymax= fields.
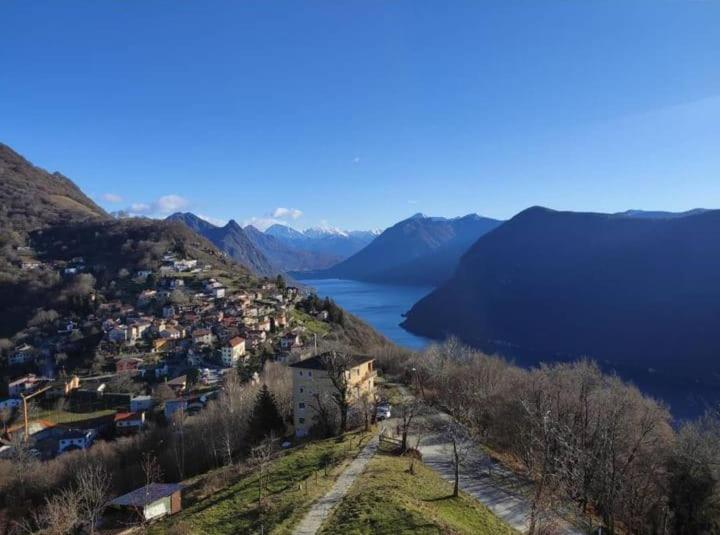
xmin=292 ymin=434 xmax=380 ymax=535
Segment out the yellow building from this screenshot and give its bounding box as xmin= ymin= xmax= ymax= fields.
xmin=290 ymin=352 xmax=376 ymax=437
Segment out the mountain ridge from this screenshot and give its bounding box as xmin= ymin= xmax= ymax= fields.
xmin=166 ymin=212 xmax=276 ymax=276
xmin=0 ymin=143 xmax=107 ymax=243
xmin=402 ymin=206 xmax=720 ymax=379
xmin=295 ymin=213 xmax=502 ymax=285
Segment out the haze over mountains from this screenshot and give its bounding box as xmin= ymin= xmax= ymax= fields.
xmin=402 ymin=206 xmax=720 ymax=380
xmin=166 ymin=213 xmax=377 ymax=276
xmin=295 ymin=213 xmax=502 ymax=286
xmin=265 ymin=224 xmax=378 ymax=262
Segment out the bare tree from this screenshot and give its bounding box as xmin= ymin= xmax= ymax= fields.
xmin=260 ymin=361 xmax=292 ymax=422
xmin=249 ymin=436 xmax=276 ymax=505
xmin=309 ymin=391 xmax=339 ymax=438
xmin=13 ymin=488 xmax=80 ymax=535
xmin=397 ymin=399 xmax=424 ymax=453
xmin=319 ymin=350 xmax=354 ymax=433
xmin=75 ymin=463 xmax=111 ymax=535
xmin=446 ymin=421 xmax=472 ymax=497
xmin=359 ymin=391 xmax=374 ymax=432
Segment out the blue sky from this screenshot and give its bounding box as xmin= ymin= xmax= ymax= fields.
xmin=2 ymin=1 xmax=719 ymax=230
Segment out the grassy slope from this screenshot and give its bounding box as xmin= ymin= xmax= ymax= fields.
xmin=150 ymin=431 xmax=373 ymax=535
xmin=30 ymin=408 xmax=116 ymax=425
xmin=319 ymin=454 xmax=518 ymax=535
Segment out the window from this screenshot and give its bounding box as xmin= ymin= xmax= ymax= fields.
xmin=298 ymin=402 xmax=305 ymax=409
xmin=299 ymin=387 xmax=304 ymax=393
xmin=299 ymin=371 xmax=303 ymax=376
xmin=299 ymin=417 xmax=305 ymax=424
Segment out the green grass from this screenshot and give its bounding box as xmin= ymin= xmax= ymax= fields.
xmin=30 ymin=408 xmax=116 ymax=425
xmin=150 ymin=431 xmax=373 ymax=535
xmin=289 ymin=309 xmax=331 ymax=337
xmin=319 ymin=454 xmax=518 ymax=535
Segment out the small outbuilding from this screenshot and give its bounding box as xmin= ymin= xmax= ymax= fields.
xmin=109 ymin=483 xmax=183 ymax=521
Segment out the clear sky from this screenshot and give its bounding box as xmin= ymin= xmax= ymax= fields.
xmin=2 ymin=1 xmax=719 ymax=230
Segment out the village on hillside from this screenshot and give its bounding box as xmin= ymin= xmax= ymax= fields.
xmin=0 ymin=249 xmax=343 ymax=462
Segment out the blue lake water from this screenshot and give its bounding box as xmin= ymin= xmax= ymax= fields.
xmin=303 ymin=279 xmax=433 ymax=350
xmin=305 ymin=278 xmax=720 ymax=420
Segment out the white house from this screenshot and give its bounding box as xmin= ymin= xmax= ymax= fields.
xmin=220 ymin=336 xmax=246 ymax=366
xmin=192 ymin=329 xmax=213 ymax=345
xmin=58 ymin=429 xmax=97 ymax=454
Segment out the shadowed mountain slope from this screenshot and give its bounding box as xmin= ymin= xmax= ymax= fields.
xmin=403 ymin=206 xmax=720 ymax=379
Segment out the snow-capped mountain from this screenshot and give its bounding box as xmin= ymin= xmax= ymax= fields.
xmin=261 ymin=223 xmax=379 ymax=264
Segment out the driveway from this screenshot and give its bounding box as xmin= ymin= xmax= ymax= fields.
xmin=393 ymin=386 xmax=586 ymax=534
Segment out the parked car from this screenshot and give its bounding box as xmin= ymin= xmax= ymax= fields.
xmin=376 ymin=404 xmax=391 ymax=420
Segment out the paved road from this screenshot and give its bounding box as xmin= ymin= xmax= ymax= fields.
xmin=292 ymin=434 xmax=380 ymax=535
xmin=402 ymin=392 xmax=586 ymax=534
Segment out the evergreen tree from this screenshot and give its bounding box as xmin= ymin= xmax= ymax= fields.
xmin=247 ymin=384 xmax=285 ymax=444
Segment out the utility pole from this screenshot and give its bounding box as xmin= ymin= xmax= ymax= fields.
xmin=20 ymin=384 xmax=52 ymax=441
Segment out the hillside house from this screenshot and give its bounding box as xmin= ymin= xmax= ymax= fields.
xmin=109 ymin=483 xmax=183 ymax=522
xmin=167 ymin=375 xmax=187 ymax=394
xmin=281 ymin=333 xmax=302 ymax=351
xmin=173 ymin=259 xmax=197 ymax=272
xmin=21 ymin=260 xmax=41 ymax=270
xmin=192 ymin=328 xmax=212 ymax=345
xmin=108 ymin=326 xmax=131 ymax=343
xmin=160 ymin=326 xmax=181 ymax=340
xmin=257 ymin=317 xmax=271 ymax=332
xmin=164 ymin=399 xmax=188 ymax=420
xmin=137 ymin=290 xmax=157 ymax=306
xmin=116 ymin=357 xmax=143 ymax=374
xmin=58 ymin=428 xmax=97 ymax=454
xmin=114 ymin=411 xmax=145 ymax=433
xmin=130 ymin=395 xmax=153 ymax=412
xmin=220 ymin=336 xmax=246 ymax=366
xmin=212 ymin=286 xmax=226 ymax=299
xmin=290 ymin=353 xmax=376 ymax=437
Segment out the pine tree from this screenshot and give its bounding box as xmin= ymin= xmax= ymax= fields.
xmin=247 ymin=384 xmax=285 ymax=444
xmin=275 ymin=274 xmax=286 ymax=290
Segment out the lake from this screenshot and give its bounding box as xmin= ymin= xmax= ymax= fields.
xmin=303 ymin=278 xmax=433 ymax=349
xmin=304 ymin=278 xmax=720 ymax=420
